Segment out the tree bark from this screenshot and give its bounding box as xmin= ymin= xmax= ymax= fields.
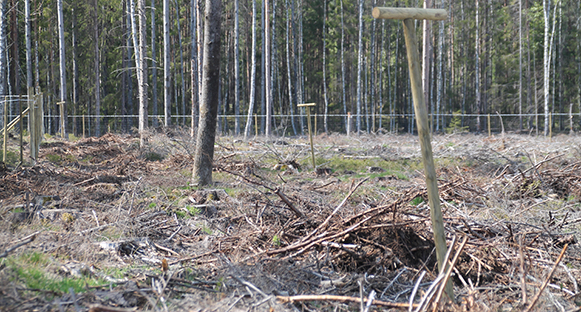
xmin=94 ymin=0 xmax=101 ymax=136
xmin=265 ymin=0 xmax=272 ymax=136
xmin=151 ymin=0 xmax=158 ymax=127
xmin=57 ymin=0 xmax=67 ymax=138
xmin=164 ymin=0 xmax=171 ymax=126
xmin=322 ymin=0 xmax=328 ymax=133
xmin=475 ymin=0 xmax=481 ymax=132
xmin=286 ymin=0 xmax=296 ymax=136
xmin=137 ymin=0 xmax=148 ymax=144
xmin=355 ymin=0 xmax=363 ymax=133
xmin=192 ymin=0 xmax=221 ymax=186
xmin=190 ymin=0 xmax=199 ymax=135
xmin=234 ymin=0 xmax=240 ymax=135
xmin=423 ymin=0 xmax=431 ymax=131
xmin=244 ymin=0 xmax=257 ymax=139
xmin=0 ymin=0 xmax=5 ymax=98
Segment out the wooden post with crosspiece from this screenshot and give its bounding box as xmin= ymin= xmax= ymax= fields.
xmin=372 ymin=7 xmax=454 ymax=302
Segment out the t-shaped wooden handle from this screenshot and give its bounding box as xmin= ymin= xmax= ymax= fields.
xmin=372 ymin=7 xmax=447 ymax=20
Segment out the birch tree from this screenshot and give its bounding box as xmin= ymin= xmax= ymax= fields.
xmin=244 ymin=0 xmax=257 ymax=139
xmin=190 ymin=0 xmax=199 ymax=135
xmin=286 ymin=0 xmax=297 ymax=135
xmin=25 ymin=0 xmax=32 ymax=95
xmin=265 ymin=0 xmax=272 ymax=136
xmin=57 ymin=0 xmax=67 ymax=138
xmin=475 ymin=0 xmax=481 ymax=132
xmin=192 ymin=0 xmax=221 ymax=186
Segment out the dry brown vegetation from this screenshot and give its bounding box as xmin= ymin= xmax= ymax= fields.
xmin=2 ymin=130 xmax=581 ymax=311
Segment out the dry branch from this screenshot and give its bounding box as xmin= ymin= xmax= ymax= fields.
xmin=524 ymin=243 xmax=569 ymax=312
xmin=276 ymin=294 xmax=418 ymax=309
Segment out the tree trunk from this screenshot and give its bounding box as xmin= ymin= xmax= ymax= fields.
xmin=436 ymin=0 xmax=444 ymax=132
xmin=234 ymin=0 xmax=240 ymax=135
xmin=151 ymin=0 xmax=158 ymax=127
xmin=340 ymin=0 xmax=346 ymax=132
xmin=423 ymin=0 xmax=431 ymax=130
xmin=175 ymin=0 xmax=186 ymax=126
xmin=518 ymin=0 xmax=522 ymax=130
xmin=0 ymin=0 xmax=5 ymax=98
xmin=244 ymin=0 xmax=257 ymax=139
xmin=190 ymin=0 xmax=199 ymax=135
xmin=57 ymin=0 xmax=67 ymax=138
xmin=355 ymin=0 xmax=363 ymax=133
xmin=265 ymin=0 xmax=272 ymax=136
xmin=475 ymin=0 xmax=481 ymax=132
xmin=25 ymin=0 xmax=32 ymax=92
xmin=192 ymin=0 xmax=221 ymax=186
xmin=286 ymin=0 xmax=296 ymax=136
xmin=71 ymin=4 xmax=78 ymax=135
xmin=94 ymin=0 xmax=101 ymax=136
xmin=137 ymin=0 xmax=148 ymax=144
xmin=322 ymin=0 xmax=328 ymax=133
xmin=164 ymin=0 xmax=171 ymax=126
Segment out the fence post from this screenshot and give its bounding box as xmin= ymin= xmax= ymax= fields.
xmin=347 ymin=112 xmax=351 ymax=136
xmin=82 ymin=114 xmax=86 ymax=138
xmin=487 ymin=114 xmax=491 ymax=137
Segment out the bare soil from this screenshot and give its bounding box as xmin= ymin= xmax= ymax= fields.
xmin=1 ymin=130 xmax=581 ymax=311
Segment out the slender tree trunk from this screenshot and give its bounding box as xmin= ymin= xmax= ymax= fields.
xmin=436 ymin=0 xmax=444 ymax=132
xmin=175 ymin=0 xmax=186 ymax=125
xmin=475 ymin=0 xmax=481 ymax=132
xmin=192 ymin=0 xmax=221 ymax=186
xmin=340 ymin=0 xmax=346 ymax=132
xmin=25 ymin=0 xmax=32 ymax=93
xmin=244 ymin=0 xmax=257 ymax=139
xmin=0 ymin=0 xmax=5 ymax=98
xmin=57 ymin=0 xmax=67 ymax=138
xmin=71 ymin=5 xmax=78 ymax=135
xmin=265 ymin=0 xmax=272 ymax=136
xmin=151 ymin=0 xmax=158 ymax=127
xmin=379 ymin=19 xmax=385 ymax=130
xmin=233 ymin=0 xmax=240 ymax=135
xmin=270 ymin=0 xmax=276 ymax=132
xmin=286 ymin=0 xmax=296 ymax=135
xmin=423 ymin=0 xmax=431 ymax=130
xmin=355 ymin=0 xmax=363 ymax=133
xmin=164 ymin=0 xmax=171 ymax=126
xmin=94 ymin=0 xmax=101 ymax=136
xmin=134 ymin=0 xmax=148 ymax=144
xmin=190 ymin=0 xmax=199 ymax=135
xmin=197 ymin=0 xmax=203 ymax=116
xmin=518 ymin=0 xmax=522 ymax=130
xmin=322 ymin=0 xmax=328 ymax=133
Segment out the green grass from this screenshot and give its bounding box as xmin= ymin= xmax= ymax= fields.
xmin=3 ymin=251 xmax=107 ymax=295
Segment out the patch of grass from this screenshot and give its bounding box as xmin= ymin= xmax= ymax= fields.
xmin=186 ymin=205 xmax=201 ymax=216
xmin=3 ymin=252 xmax=106 ymax=295
xmin=410 ymin=196 xmax=424 ymax=206
xmin=46 ymin=154 xmax=62 ymax=163
xmin=144 ymin=151 xmax=164 ymax=162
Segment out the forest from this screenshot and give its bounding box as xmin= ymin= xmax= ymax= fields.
xmin=0 ymin=0 xmax=578 ymax=137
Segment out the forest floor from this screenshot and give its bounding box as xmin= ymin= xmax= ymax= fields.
xmin=1 ymin=129 xmax=581 ymax=311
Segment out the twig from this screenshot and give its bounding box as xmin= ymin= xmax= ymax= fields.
xmin=308 ymin=178 xmax=368 ymax=240
xmin=524 ymin=243 xmax=569 ymax=312
xmin=363 ymin=290 xmax=376 ymax=312
xmin=0 ymin=232 xmax=38 ymax=258
xmin=88 ymin=305 xmax=138 ymax=312
xmin=408 ymin=271 xmax=426 ymax=312
xmin=168 ymin=249 xmax=220 ymax=265
xmin=274 ymin=188 xmax=304 ymax=218
xmin=276 ymin=295 xmax=418 ymax=309
xmin=431 ymin=236 xmax=469 ymax=311
xmin=519 ymin=234 xmax=528 ymax=306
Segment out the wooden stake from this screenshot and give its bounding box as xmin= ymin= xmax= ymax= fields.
xmin=401 ymin=17 xmax=453 ymax=301
xmin=82 ymin=114 xmax=86 ymax=138
xmin=254 ymin=113 xmax=258 ymax=137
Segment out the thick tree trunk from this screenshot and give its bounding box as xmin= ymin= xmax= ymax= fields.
xmin=192 ymin=0 xmax=221 ymax=186
xmin=164 ymin=0 xmax=171 ymax=126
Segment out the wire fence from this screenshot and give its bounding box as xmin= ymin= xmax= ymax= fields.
xmin=1 ymin=95 xmax=579 ymax=137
